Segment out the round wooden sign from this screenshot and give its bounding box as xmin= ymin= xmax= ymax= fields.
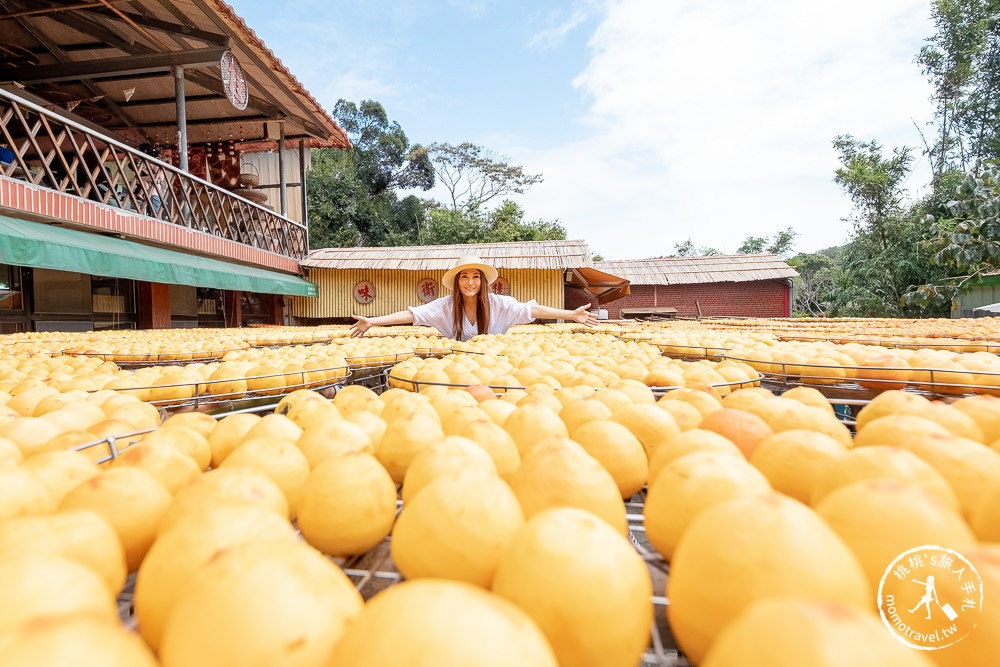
xmin=417 ymin=278 xmax=438 ymax=303
xmin=490 ymin=276 xmax=510 ymax=296
xmin=353 ymin=280 xmax=376 ymax=304
xmin=221 ymin=50 xmax=249 ymax=111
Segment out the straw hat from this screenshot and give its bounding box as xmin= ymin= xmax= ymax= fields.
xmin=441 ymin=256 xmax=499 ymax=291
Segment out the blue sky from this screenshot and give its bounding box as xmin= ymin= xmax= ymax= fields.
xmin=236 ymin=0 xmax=938 ymax=259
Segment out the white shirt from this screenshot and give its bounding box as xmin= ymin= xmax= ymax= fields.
xmin=409 ymin=293 xmax=536 ymax=341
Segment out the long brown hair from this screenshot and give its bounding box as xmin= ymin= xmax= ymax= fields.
xmin=451 ymin=269 xmax=491 ymax=341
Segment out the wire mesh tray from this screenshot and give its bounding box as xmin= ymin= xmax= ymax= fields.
xmin=71 ymin=400 xmax=291 ymax=465
xmin=775 ymin=334 xmax=1000 ymax=352
xmin=723 ymin=355 xmax=1000 ymax=399
xmin=386 ymin=368 xmax=762 ymax=396
xmin=62 ymin=347 xmax=249 ymax=367
xmin=655 ymin=343 xmax=731 ymax=361
xmin=111 ymin=493 xmax=689 ymax=666
xmin=411 ymin=346 xmax=461 ymax=358
xmin=343 ymin=352 xmax=416 ymax=369
xmin=119 ymin=363 xmax=351 ymax=411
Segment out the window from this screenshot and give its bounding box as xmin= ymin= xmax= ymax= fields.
xmin=197 ymin=287 xmax=226 ymax=327
xmin=241 ymin=292 xmax=275 ymax=326
xmin=92 ymin=277 xmax=136 ymax=315
xmin=170 ymin=284 xmax=198 ymax=328
xmin=0 ymin=265 xmax=24 ymax=312
xmin=169 ymin=284 xmax=198 ymax=316
xmin=33 ymin=269 xmax=90 ymax=314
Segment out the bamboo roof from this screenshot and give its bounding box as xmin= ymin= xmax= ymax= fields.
xmin=303 ymin=240 xmax=597 ymax=271
xmin=594 ymin=254 xmax=798 ymax=285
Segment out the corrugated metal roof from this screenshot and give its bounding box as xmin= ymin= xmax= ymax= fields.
xmin=302 ymin=240 xmax=595 ymax=270
xmin=594 ymin=254 xmax=798 ymax=285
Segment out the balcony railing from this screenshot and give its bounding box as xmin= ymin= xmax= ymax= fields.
xmin=0 ymin=87 xmax=307 ymax=259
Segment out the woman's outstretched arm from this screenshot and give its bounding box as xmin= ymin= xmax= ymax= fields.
xmin=529 ymin=304 xmax=599 ymax=327
xmin=350 ymin=310 xmax=416 ymax=337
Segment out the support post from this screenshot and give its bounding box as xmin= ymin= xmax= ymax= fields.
xmin=278 ymin=121 xmax=287 ymax=216
xmin=299 ymin=138 xmax=308 ymax=229
xmin=173 ymin=65 xmax=188 ymax=171
xmin=137 ymin=282 xmax=172 ymax=329
xmin=224 ymin=291 xmax=242 ymax=327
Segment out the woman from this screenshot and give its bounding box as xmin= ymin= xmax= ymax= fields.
xmin=350 ymin=255 xmax=599 ymax=340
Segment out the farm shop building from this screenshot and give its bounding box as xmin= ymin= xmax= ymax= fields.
xmin=564 ymin=254 xmax=798 ymax=319
xmin=0 ymin=0 xmax=346 ymax=332
xmin=291 ymin=240 xmax=629 ymax=324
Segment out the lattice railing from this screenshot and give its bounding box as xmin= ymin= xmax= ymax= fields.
xmin=0 ymin=88 xmax=308 ymax=259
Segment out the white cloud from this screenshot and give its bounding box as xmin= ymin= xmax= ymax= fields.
xmin=509 ymin=0 xmax=936 ymax=259
xmin=528 ymin=9 xmax=589 ymax=51
xmin=448 ymin=0 xmax=497 ymax=18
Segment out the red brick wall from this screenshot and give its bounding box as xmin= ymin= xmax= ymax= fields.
xmin=566 ymin=280 xmax=791 ymax=318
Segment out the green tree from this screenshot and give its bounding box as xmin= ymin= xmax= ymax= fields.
xmin=787 ymin=248 xmax=840 ymax=316
xmin=422 ymin=200 xmax=565 ymax=245
xmin=833 ymin=135 xmax=914 ymax=249
xmin=829 ymin=136 xmax=951 ymax=316
xmin=736 ymin=227 xmax=798 ymax=256
xmin=422 ymin=207 xmax=487 ymax=245
xmin=671 ymin=239 xmax=720 ymax=256
xmin=428 ymin=143 xmax=544 ymax=215
xmin=307 ymin=100 xmax=433 ymax=248
xmin=905 ymin=164 xmax=1000 ymax=308
xmin=485 ymin=200 xmax=566 ymax=242
xmin=333 ymin=100 xmax=434 ymax=196
xmin=917 ymin=0 xmax=1000 ymax=175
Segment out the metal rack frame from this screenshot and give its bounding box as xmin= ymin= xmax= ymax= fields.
xmin=723 ymin=355 xmax=1000 ymax=400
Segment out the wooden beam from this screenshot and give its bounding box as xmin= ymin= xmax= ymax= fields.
xmin=120 ymin=93 xmax=218 ymax=108
xmin=0 ymin=1 xmax=114 ymax=20
xmin=187 ymin=0 xmax=331 ymax=137
xmin=82 ymin=7 xmax=229 ymax=47
xmin=25 ymin=41 xmax=108 ymax=55
xmin=118 ymin=114 xmax=271 ymax=129
xmin=46 ymin=8 xmax=138 ymax=52
xmin=6 ymin=47 xmax=228 ymax=83
xmin=1 ymin=0 xmax=147 ymax=138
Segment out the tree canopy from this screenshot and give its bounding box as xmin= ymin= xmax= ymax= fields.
xmin=307 ymin=101 xmax=560 ymax=249
xmin=307 ymin=100 xmax=433 ymax=247
xmin=669 ymin=228 xmax=797 ymax=258
xmin=736 ymin=227 xmax=798 ymax=257
xmin=786 ymin=0 xmax=1000 ymax=318
xmin=899 ymin=0 xmax=1000 ymax=310
xmin=428 ymin=142 xmax=544 ymax=215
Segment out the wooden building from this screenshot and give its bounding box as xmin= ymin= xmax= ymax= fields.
xmin=0 ymin=0 xmax=348 ymax=332
xmin=235 ymin=137 xmax=333 ymax=225
xmin=293 ymin=240 xmax=629 ymax=323
xmin=564 ymin=254 xmax=798 ymax=319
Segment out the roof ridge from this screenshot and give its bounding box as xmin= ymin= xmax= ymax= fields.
xmin=210 ymin=0 xmax=350 ymax=147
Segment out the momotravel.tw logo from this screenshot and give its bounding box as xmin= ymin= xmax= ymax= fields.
xmin=877 ymin=545 xmax=983 ymax=650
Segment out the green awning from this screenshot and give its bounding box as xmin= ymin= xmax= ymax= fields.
xmin=0 ymin=216 xmax=317 ymax=297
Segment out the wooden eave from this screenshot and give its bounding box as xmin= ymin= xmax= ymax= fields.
xmin=0 ymin=0 xmax=349 ymax=148
xmin=303 ymin=240 xmax=598 ymax=271
xmin=595 ymin=254 xmax=799 ymax=286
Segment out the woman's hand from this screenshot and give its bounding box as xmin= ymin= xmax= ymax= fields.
xmin=350 ymin=314 xmax=372 ymax=338
xmin=570 ymin=305 xmax=599 ymax=327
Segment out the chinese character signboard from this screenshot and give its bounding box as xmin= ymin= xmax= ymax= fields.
xmin=491 ymin=276 xmax=510 ymax=296
xmin=417 ymin=278 xmax=438 ymax=303
xmin=220 ymin=50 xmax=249 ymax=111
xmin=353 ymin=280 xmax=375 ymax=304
